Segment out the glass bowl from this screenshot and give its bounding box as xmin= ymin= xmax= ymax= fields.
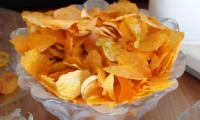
xmin=11 ymin=1 xmax=185 ymax=119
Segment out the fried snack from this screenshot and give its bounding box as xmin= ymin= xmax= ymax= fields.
xmin=11 ymin=0 xmax=184 ymax=106
xmin=0 ymin=50 xmax=10 ymax=68
xmin=0 ymin=72 xmax=18 ymax=95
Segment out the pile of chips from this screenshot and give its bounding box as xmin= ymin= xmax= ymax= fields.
xmin=0 ymin=50 xmax=18 ymax=95
xmin=11 ymin=0 xmax=184 ymax=106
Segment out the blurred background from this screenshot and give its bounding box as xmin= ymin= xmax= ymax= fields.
xmin=0 ymin=0 xmax=148 ymax=10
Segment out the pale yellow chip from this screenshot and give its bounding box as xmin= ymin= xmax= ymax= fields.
xmin=96 ymin=38 xmax=121 ymax=62
xmin=56 ymin=70 xmax=91 ymax=100
xmin=81 ymin=75 xmax=100 ymax=100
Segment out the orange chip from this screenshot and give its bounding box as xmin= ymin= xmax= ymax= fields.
xmin=21 ymin=49 xmax=53 ymax=78
xmin=124 ymin=16 xmax=148 ymax=48
xmin=64 ymin=31 xmax=73 ymax=56
xmin=0 ymin=72 xmax=18 ymax=95
xmin=150 ymin=53 xmax=161 ymax=71
xmin=27 ymin=33 xmax=56 ymax=52
xmin=101 ymin=73 xmax=115 ymax=100
xmin=118 ymin=51 xmax=152 ymax=77
xmin=116 ymin=77 xmax=135 ymax=102
xmin=139 ymin=32 xmax=168 ymax=51
xmin=104 ymin=64 xmax=149 ymax=80
xmin=10 ymin=35 xmax=29 ymax=54
xmin=97 ymin=67 xmax=107 ymax=86
xmin=40 ymin=75 xmax=57 ymax=94
xmin=105 ymin=1 xmax=138 ymax=15
xmin=48 ymin=47 xmax=64 ymax=59
xmin=38 ymin=28 xmax=66 ymax=45
xmin=53 ymin=5 xmax=81 ymax=20
xmin=85 ymin=50 xmax=102 ymax=72
xmin=86 ymin=96 xmax=114 ymax=107
xmin=0 ymin=51 xmax=10 ymax=68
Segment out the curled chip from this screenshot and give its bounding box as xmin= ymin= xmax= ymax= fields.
xmin=81 ymin=75 xmax=101 ymax=100
xmin=11 ymin=0 xmax=184 ymax=107
xmin=0 ymin=72 xmax=18 ymax=95
xmin=56 ymin=70 xmax=91 ymax=100
xmin=0 ymin=51 xmax=10 ymax=68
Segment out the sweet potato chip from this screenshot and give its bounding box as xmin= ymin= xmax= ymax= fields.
xmin=21 ymin=49 xmax=53 ymax=78
xmin=0 ymin=51 xmax=10 ymax=68
xmin=150 ymin=53 xmax=161 ymax=71
xmin=118 ymin=50 xmax=152 ymax=77
xmin=49 ymin=68 xmax=76 ymax=80
xmin=86 ymin=96 xmax=114 ymax=107
xmin=104 ymin=64 xmax=149 ymax=80
xmin=0 ymin=72 xmax=18 ymax=95
xmin=139 ymin=32 xmax=168 ymax=51
xmin=124 ymin=16 xmax=148 ymax=48
xmin=97 ymin=67 xmax=107 ymax=86
xmin=10 ymin=35 xmax=29 ymax=54
xmin=48 ymin=47 xmax=64 ymax=59
xmin=116 ymin=77 xmax=135 ymax=102
xmin=85 ymin=50 xmax=102 ymax=72
xmin=53 ymin=5 xmax=81 ymax=20
xmin=22 ymin=11 xmax=77 ymax=30
xmin=101 ymin=73 xmax=115 ymax=100
xmin=40 ymin=75 xmax=57 ymax=95
xmin=56 ymin=70 xmax=90 ymax=100
xmin=105 ymin=1 xmax=138 ymax=15
xmin=38 ymin=28 xmax=65 ymax=44
xmin=27 ymin=33 xmax=56 ymax=52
